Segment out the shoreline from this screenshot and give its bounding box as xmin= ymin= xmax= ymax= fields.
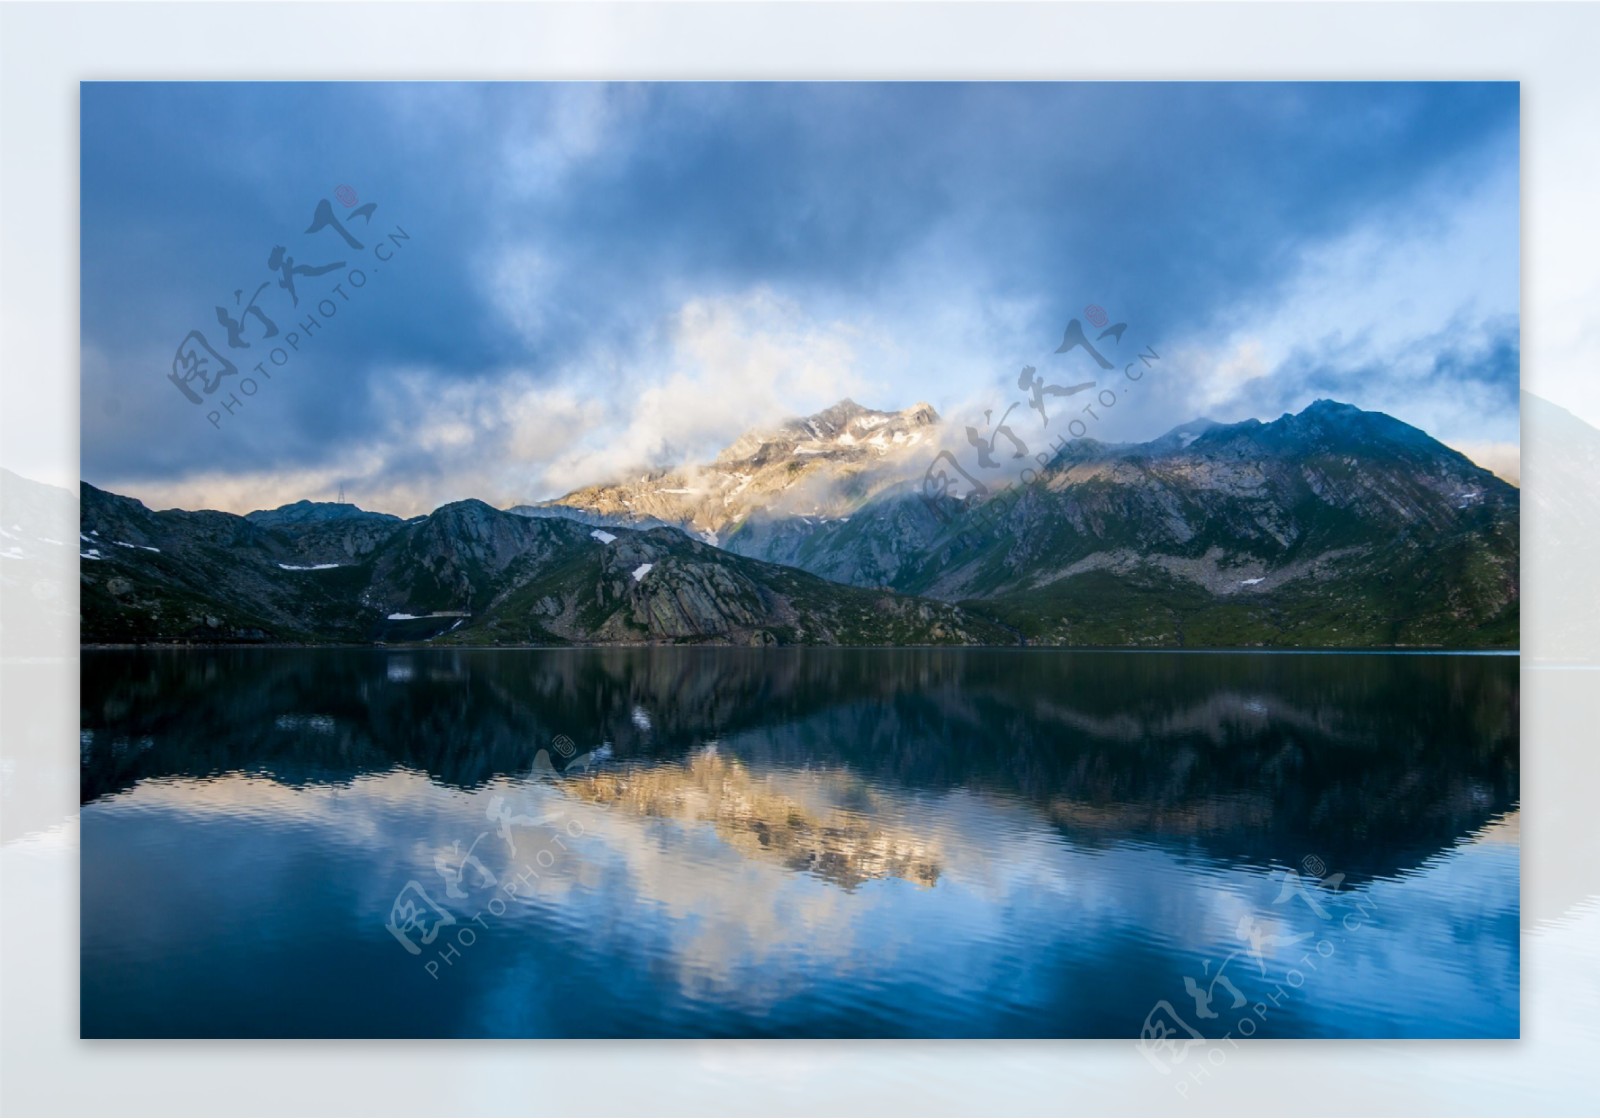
xmin=78 ymin=641 xmax=1521 ymax=655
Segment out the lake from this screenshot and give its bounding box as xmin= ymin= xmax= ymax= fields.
xmin=78 ymin=647 xmax=1519 ymax=1039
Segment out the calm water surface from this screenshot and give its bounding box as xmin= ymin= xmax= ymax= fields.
xmin=79 ymin=648 xmax=1519 ymax=1038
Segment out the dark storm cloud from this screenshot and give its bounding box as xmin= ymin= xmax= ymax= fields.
xmin=79 ymin=81 xmax=1518 ymax=510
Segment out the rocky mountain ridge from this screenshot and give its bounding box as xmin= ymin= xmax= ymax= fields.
xmin=537 ymin=397 xmax=1519 ymax=647
xmin=25 ymin=394 xmax=1521 ymax=649
xmin=75 ymin=482 xmax=1006 ymax=646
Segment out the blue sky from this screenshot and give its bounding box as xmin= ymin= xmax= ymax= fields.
xmin=81 ymin=82 xmax=1520 ymax=515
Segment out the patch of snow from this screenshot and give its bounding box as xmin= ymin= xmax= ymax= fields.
xmin=631 ymin=563 xmax=654 ymax=582
xmin=700 ymin=529 xmax=719 ymax=547
xmin=658 ymin=488 xmax=697 ymax=495
xmin=795 ymin=445 xmax=829 ymax=455
xmin=1178 ymin=432 xmax=1199 ymax=448
xmin=80 ymin=550 xmax=102 ymax=560
xmin=278 ymin=562 xmax=342 ymax=571
xmin=1239 ymin=577 xmax=1265 ymax=586
xmin=113 ymin=540 xmax=160 ymax=552
xmin=855 ymin=414 xmax=889 ymax=430
xmin=589 ymin=529 xmax=617 ymax=544
xmin=387 ymin=612 xmax=421 ymax=620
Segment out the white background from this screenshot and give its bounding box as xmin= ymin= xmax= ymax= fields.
xmin=2 ymin=3 xmax=1597 ymax=1115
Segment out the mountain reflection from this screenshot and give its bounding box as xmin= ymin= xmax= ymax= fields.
xmin=80 ymin=648 xmax=1518 ymax=886
xmin=566 ymin=751 xmax=944 ymax=889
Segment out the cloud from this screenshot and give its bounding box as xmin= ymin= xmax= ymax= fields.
xmin=538 ymin=289 xmax=873 ymax=488
xmin=79 ymin=82 xmax=1521 ymax=510
xmin=104 ymin=289 xmax=888 ymax=516
xmin=497 ymin=84 xmax=639 ymax=200
xmin=1124 ymin=151 xmax=1520 ymax=448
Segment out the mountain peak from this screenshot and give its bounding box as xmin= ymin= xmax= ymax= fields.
xmin=1304 ymin=398 xmax=1359 ymax=414
xmin=1276 ymin=399 xmax=1435 ymax=447
xmin=711 ymin=399 xmax=939 ymax=466
xmin=244 ymin=500 xmax=400 ymax=527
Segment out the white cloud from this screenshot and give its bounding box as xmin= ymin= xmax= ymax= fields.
xmin=536 ymin=289 xmax=878 ymax=493
xmin=1122 ymin=154 xmax=1520 ymax=448
xmin=499 ymin=84 xmax=638 ymax=200
xmin=1192 ymin=337 xmax=1270 ymax=412
xmin=488 ymin=245 xmax=557 ymax=348
xmin=103 ymin=289 xmax=889 ymax=516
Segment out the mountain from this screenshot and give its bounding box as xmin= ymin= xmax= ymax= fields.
xmin=50 ymin=393 xmax=1523 ymax=649
xmin=951 ymin=401 xmax=1519 ymax=647
xmin=515 ymin=398 xmax=939 ymax=549
xmin=541 ymin=398 xmax=1520 ymax=648
xmin=76 ymin=485 xmax=1008 ymax=646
